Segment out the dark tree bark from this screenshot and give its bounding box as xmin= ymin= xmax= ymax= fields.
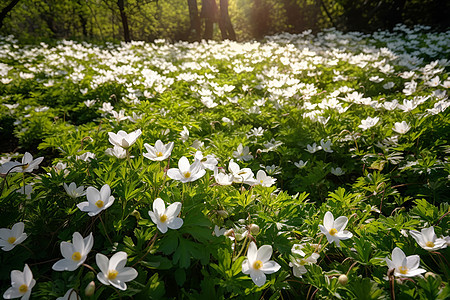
xmin=200 ymin=0 xmax=218 ymax=40
xmin=187 ymin=0 xmax=201 ymax=41
xmin=117 ymin=0 xmax=131 ymax=42
xmin=251 ymin=0 xmax=269 ymax=40
xmin=218 ymin=0 xmax=235 ymax=40
xmin=0 ymin=0 xmax=20 ymax=30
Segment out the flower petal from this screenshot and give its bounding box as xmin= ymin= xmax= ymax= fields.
xmin=261 ymin=260 xmax=281 ymax=274
xmin=100 ymin=184 xmax=111 ymax=202
xmin=405 ymin=254 xmax=420 ymax=270
xmin=153 ymin=198 xmax=166 ymax=217
xmin=166 ymin=202 xmax=182 ymax=218
xmin=167 ymin=218 xmax=183 ymax=230
xmin=323 ymin=211 xmax=334 ymax=230
xmin=109 ymin=252 xmax=128 ymax=270
xmin=334 ymin=216 xmax=348 ymax=232
xmin=250 ymin=269 xmax=266 ymax=287
xmin=247 ymin=242 xmax=257 ymax=263
xmin=11 ymin=222 xmax=24 ymax=238
xmin=95 ymin=253 xmax=109 ymax=274
xmin=116 ymin=267 xmax=138 ymax=282
xmin=391 ymin=247 xmax=406 ymax=265
xmin=256 ymin=245 xmax=273 ymax=263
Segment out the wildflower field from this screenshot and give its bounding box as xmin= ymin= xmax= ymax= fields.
xmin=0 ymin=24 xmax=449 ymax=299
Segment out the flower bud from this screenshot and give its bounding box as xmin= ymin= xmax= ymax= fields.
xmin=224 ymin=229 xmax=234 ymax=237
xmin=338 ymin=274 xmax=348 ymax=285
xmin=131 ymin=210 xmax=141 ymax=220
xmin=425 ymin=272 xmax=436 ymax=279
xmin=249 ymin=224 xmax=260 ymax=235
xmin=85 ymin=281 xmax=95 ymax=296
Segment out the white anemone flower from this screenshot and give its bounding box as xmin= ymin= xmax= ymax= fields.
xmin=77 ymin=184 xmax=115 ymax=217
xmin=320 ymin=139 xmax=333 ymax=153
xmin=255 ymin=170 xmax=276 ymax=187
xmin=63 ymin=182 xmax=86 ymax=198
xmin=330 ymin=167 xmax=345 ymax=176
xmin=409 ymin=226 xmax=447 ymax=251
xmin=318 ymin=211 xmax=353 ymax=247
xmin=213 ymin=168 xmax=234 ymax=186
xmin=194 ymin=151 xmax=218 ymax=171
xmin=96 ymin=252 xmax=138 ymax=291
xmin=392 ymin=121 xmax=411 ymax=134
xmin=294 ymin=160 xmax=308 ymax=168
xmin=108 ymin=129 xmax=142 ymax=149
xmin=12 ymin=152 xmax=44 ymax=173
xmin=0 ymin=222 xmax=28 ymax=252
xmin=306 ymin=143 xmax=322 ymax=154
xmin=143 ymin=140 xmax=174 ymax=161
xmin=358 ymin=117 xmax=380 ymax=131
xmin=167 ymin=156 xmax=205 ymax=183
xmin=242 ymin=242 xmax=281 ymax=287
xmin=52 ymin=232 xmax=93 ymax=272
xmin=232 ymin=143 xmax=253 ymax=161
xmin=289 ymin=252 xmax=320 ymax=277
xmin=56 ymin=288 xmax=80 ymax=300
xmin=148 ymin=198 xmax=183 ymax=233
xmin=228 ymin=160 xmax=255 ymax=185
xmin=105 ymin=145 xmax=127 ymax=159
xmin=385 ymin=247 xmax=426 ymax=278
xmin=3 ymin=264 xmax=36 ymax=300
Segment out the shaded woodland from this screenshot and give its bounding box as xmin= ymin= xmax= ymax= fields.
xmin=0 ymin=0 xmax=449 ymax=42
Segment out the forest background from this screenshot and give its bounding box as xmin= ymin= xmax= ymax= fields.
xmin=0 ymin=0 xmax=449 ymax=43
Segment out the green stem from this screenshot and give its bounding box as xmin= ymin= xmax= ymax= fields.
xmin=99 ymin=214 xmax=113 ymax=245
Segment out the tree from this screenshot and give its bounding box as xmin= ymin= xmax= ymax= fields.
xmin=187 ymin=0 xmax=201 ymax=40
xmin=117 ymin=0 xmax=131 ymax=42
xmin=218 ymin=0 xmax=235 ymax=40
xmin=0 ymin=0 xmax=20 ymax=30
xmin=200 ymin=0 xmax=218 ymax=39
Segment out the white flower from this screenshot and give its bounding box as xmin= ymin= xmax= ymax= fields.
xmin=255 ymin=170 xmax=276 ymax=187
xmin=105 ymin=145 xmax=127 ymax=159
xmin=96 ymin=251 xmax=138 ymax=291
xmin=232 ymin=143 xmax=253 ymax=161
xmin=167 ymin=156 xmax=206 ymax=183
xmin=3 ymin=264 xmax=35 ymax=300
xmin=14 ymin=152 xmax=44 ymax=173
xmin=0 ymin=222 xmax=28 ymax=252
xmin=56 ymin=288 xmax=80 ymax=300
xmin=148 ymin=198 xmax=183 ymax=234
xmin=76 ymin=152 xmax=95 ymax=162
xmin=52 ymin=232 xmax=93 ymax=271
xmin=320 ymin=139 xmax=333 ymax=153
xmin=306 ymin=143 xmax=322 ymax=153
xmin=409 ymin=227 xmax=447 ymax=251
xmin=242 ymin=242 xmax=281 ymax=287
xmin=213 ymin=225 xmax=226 ymax=237
xmin=84 ymin=100 xmax=96 ymax=108
xmin=63 ymin=182 xmax=86 ymax=198
xmin=358 ymin=117 xmax=380 ymax=131
xmin=110 ymin=110 xmax=128 ymax=122
xmin=392 ymin=121 xmax=411 ymax=134
xmin=330 ymin=167 xmax=345 ymax=176
xmin=77 ymin=184 xmax=115 ymax=217
xmin=194 ymin=151 xmax=218 ymax=171
xmin=289 ymin=252 xmax=320 ymax=277
xmin=294 ymin=160 xmax=308 ymax=168
xmin=108 ymin=129 xmax=142 ymax=149
xmin=213 ymin=168 xmax=234 ymax=186
xmin=385 ymin=247 xmax=426 ymax=278
xmin=228 ymin=160 xmax=255 ymax=185
xmin=0 ymin=161 xmax=21 ymax=176
xmin=180 ymin=126 xmax=189 ymax=143
xmin=318 ymin=211 xmax=353 ymax=247
xmin=143 ymin=140 xmax=174 ymax=161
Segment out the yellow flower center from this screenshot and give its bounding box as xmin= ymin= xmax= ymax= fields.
xmin=107 ymin=270 xmax=118 ymax=280
xmin=399 ymin=266 xmax=408 ymax=275
xmin=72 ymin=251 xmax=82 ymax=261
xmin=184 ymin=172 xmax=191 ymax=178
xmin=329 ymin=228 xmax=338 ymax=236
xmin=160 ymin=214 xmax=168 ymax=223
xmin=7 ymin=237 xmax=16 ymax=244
xmin=156 ymin=152 xmax=163 ymax=157
xmin=19 ymin=284 xmax=28 ymax=293
xmin=95 ymin=200 xmax=104 ymax=208
xmin=253 ymin=260 xmax=263 ymax=270
xmin=426 ymin=241 xmax=435 ymax=248
xmin=22 ymin=164 xmax=29 ymax=170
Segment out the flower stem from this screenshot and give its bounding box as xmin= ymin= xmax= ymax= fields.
xmin=99 ymin=214 xmax=113 ymax=245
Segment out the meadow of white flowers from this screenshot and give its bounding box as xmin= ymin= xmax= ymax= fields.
xmin=0 ymin=24 xmax=449 ymax=299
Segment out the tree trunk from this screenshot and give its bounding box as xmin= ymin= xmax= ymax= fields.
xmin=117 ymin=0 xmax=131 ymax=42
xmin=218 ymin=0 xmax=236 ymax=40
xmin=187 ymin=0 xmax=201 ymax=41
xmin=200 ymin=0 xmax=218 ymax=40
xmin=0 ymin=0 xmax=20 ymax=30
